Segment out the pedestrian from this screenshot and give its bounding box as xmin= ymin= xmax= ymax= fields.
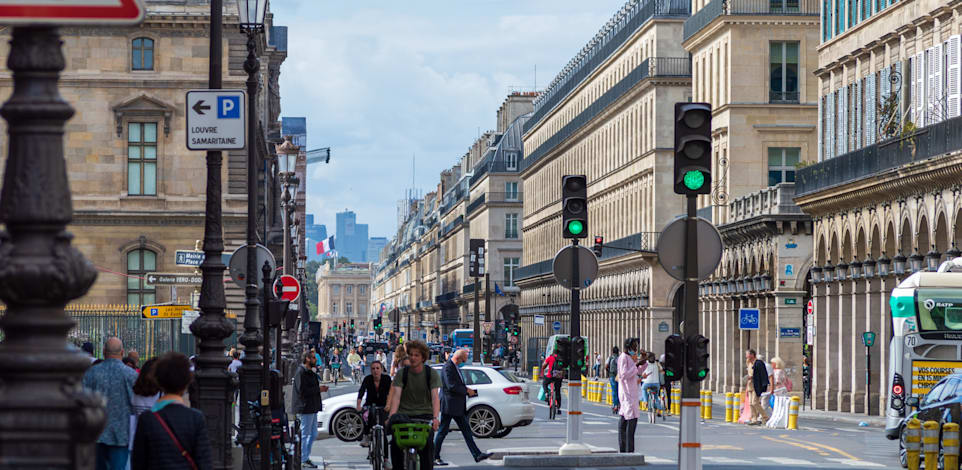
xmin=592 ymin=351 xmax=601 ymax=378
xmin=83 ymin=337 xmax=139 ymax=470
xmin=606 ymin=346 xmax=620 ymax=414
xmin=227 ymin=349 xmax=242 ymax=374
xmin=746 ymin=349 xmax=769 ymax=425
xmin=130 ymin=352 xmax=213 ymax=470
xmin=617 ymin=338 xmax=646 ymax=453
xmin=769 ymin=356 xmax=791 ymax=396
xmin=433 ymin=349 xmax=493 ymax=465
xmin=127 ymin=349 xmax=140 ymax=371
xmin=129 ymin=358 xmax=161 ymax=467
xmin=82 ymin=341 xmax=97 ymax=363
xmin=640 ymin=352 xmax=664 ymax=421
xmin=389 ymin=344 xmax=406 ymax=376
xmin=386 ymin=341 xmax=441 ymax=470
xmin=375 ymin=349 xmax=387 ymax=365
xmin=293 ymin=350 xmax=329 ymax=468
xmin=123 ymin=356 xmax=138 ymax=370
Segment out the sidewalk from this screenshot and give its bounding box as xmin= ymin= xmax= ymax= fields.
xmin=710 ymin=392 xmax=886 ymax=428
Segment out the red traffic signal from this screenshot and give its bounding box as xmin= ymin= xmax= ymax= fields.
xmin=592 ymin=236 xmax=603 ymax=258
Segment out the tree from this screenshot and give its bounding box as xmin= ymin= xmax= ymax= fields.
xmin=305 ymin=260 xmax=321 ymax=320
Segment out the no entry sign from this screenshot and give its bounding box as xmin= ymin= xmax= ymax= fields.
xmin=0 ymin=0 xmax=146 ymax=25
xmin=273 ymin=275 xmax=301 ymax=302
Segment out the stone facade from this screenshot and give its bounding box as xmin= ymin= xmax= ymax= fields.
xmin=316 ymin=263 xmax=372 ymax=339
xmin=0 ymin=2 xmax=288 ymax=326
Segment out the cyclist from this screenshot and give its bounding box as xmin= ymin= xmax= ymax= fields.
xmin=330 ymin=348 xmax=342 ymax=385
xmin=387 ymin=340 xmax=440 ymax=470
xmin=357 ymin=360 xmax=391 ymax=449
xmin=541 ymin=347 xmax=563 ymax=411
xmin=347 ymin=348 xmax=363 ymax=382
xmin=641 ymin=352 xmax=664 ymax=421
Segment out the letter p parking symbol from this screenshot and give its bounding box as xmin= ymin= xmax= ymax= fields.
xmin=218 ymin=96 xmax=241 ymax=119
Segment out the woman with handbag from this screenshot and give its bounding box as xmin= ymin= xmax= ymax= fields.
xmin=131 ymin=352 xmax=213 ymax=470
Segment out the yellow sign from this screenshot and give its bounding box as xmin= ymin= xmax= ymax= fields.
xmin=141 ymin=304 xmax=191 ymax=319
xmin=911 ymin=360 xmax=962 ymax=395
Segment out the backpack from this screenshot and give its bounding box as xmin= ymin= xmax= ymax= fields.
xmin=607 ymin=356 xmax=618 ymax=376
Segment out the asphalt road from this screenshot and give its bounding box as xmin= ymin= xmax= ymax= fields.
xmin=309 ymin=379 xmax=897 ymax=469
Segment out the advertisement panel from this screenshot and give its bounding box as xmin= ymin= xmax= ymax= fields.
xmin=911 ymin=360 xmax=962 ymax=395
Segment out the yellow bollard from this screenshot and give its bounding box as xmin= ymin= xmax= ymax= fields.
xmin=582 ymin=376 xmax=587 ymax=398
xmin=533 ymin=366 xmax=539 ymax=382
xmin=906 ymin=418 xmax=921 ymax=470
xmin=725 ymin=392 xmax=733 ymax=423
xmin=672 ymin=385 xmax=681 ymax=415
xmin=943 ymin=422 xmax=959 ymax=470
xmin=923 ymin=420 xmax=940 ymax=470
xmin=733 ymin=393 xmax=740 ymax=422
xmin=705 ymin=391 xmax=712 ymax=420
xmin=787 ymin=396 xmax=800 ymax=430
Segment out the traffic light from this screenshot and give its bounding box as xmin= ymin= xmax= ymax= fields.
xmin=373 ymin=316 xmax=382 ymax=330
xmin=572 ymin=336 xmax=588 ymax=376
xmin=511 ymin=325 xmax=521 ymax=336
xmin=592 ymin=236 xmax=603 ymax=258
xmin=686 ymin=334 xmax=710 ymax=382
xmin=664 ymin=334 xmax=685 ymax=382
xmin=673 ymin=103 xmax=712 ymax=195
xmin=555 ymin=336 xmax=571 ymax=370
xmin=350 ymin=319 xmax=355 ymax=329
xmin=469 ymin=239 xmax=485 ymax=277
xmin=561 ymin=175 xmax=588 ymax=238
xmin=333 ymin=324 xmax=338 ymax=331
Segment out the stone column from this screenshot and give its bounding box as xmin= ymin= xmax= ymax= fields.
xmin=877 ymin=276 xmax=892 ymax=415
xmin=838 ymin=280 xmax=853 ymax=411
xmin=866 ymin=276 xmax=882 ymax=415
xmin=822 ymin=281 xmax=838 ymax=410
xmin=775 ymin=291 xmax=805 ymax=392
xmin=851 ymin=279 xmax=867 ymax=413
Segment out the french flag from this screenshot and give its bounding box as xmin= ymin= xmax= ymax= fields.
xmin=315 ymin=236 xmax=335 ymax=255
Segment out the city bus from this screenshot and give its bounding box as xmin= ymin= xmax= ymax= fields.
xmin=452 ymin=328 xmax=474 ymax=360
xmin=886 ymin=259 xmax=962 ymax=440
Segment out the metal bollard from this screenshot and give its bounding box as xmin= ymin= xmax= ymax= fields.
xmin=699 ymin=390 xmax=706 ymax=418
xmin=725 ymin=392 xmax=733 ymax=423
xmin=733 ymin=393 xmax=740 ymax=422
xmin=582 ymin=376 xmax=588 ymax=398
xmin=705 ymin=391 xmax=712 ymax=420
xmin=673 ymin=385 xmax=681 ymax=415
xmin=533 ymin=366 xmax=539 ymax=382
xmin=787 ymin=396 xmax=800 ymax=430
xmin=906 ymin=418 xmax=921 ymax=470
xmin=944 ymin=422 xmax=959 ymax=470
xmin=924 ymin=420 xmax=940 ymax=470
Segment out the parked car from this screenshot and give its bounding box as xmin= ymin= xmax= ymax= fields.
xmin=321 ymin=364 xmax=534 ymax=441
xmin=897 ymin=373 xmax=962 ymax=468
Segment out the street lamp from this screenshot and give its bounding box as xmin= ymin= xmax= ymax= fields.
xmin=823 ymin=263 xmax=834 ymax=282
xmin=862 ymin=255 xmax=876 ymax=278
xmin=836 ymin=262 xmax=849 ymax=281
xmin=810 ymin=266 xmax=822 ymax=284
xmin=236 ymin=0 xmax=269 ymax=467
xmin=893 ymin=251 xmax=907 ymax=275
xmin=877 ymin=253 xmax=891 ymax=277
xmin=947 ymin=243 xmax=962 ymax=262
xmin=752 ymin=274 xmax=763 ymax=292
xmin=761 ymin=273 xmax=772 ymax=291
xmin=909 ymin=249 xmax=924 ymax=273
xmin=926 ymin=246 xmax=941 ymax=271
xmin=849 ymin=259 xmax=862 ymax=280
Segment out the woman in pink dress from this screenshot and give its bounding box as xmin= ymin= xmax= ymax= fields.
xmin=617 ymin=338 xmax=646 ymax=453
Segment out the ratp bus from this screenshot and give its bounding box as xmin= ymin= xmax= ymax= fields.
xmin=886 ymin=261 xmax=962 ymax=440
xmin=452 ymin=329 xmax=474 ymax=360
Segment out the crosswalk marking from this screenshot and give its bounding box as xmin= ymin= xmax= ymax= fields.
xmin=644 ymin=456 xmax=675 ymax=464
xmin=825 ymin=458 xmax=886 ymax=467
xmin=584 ymin=420 xmax=607 ymax=425
xmin=703 ymin=456 xmax=753 ymax=464
xmin=758 ymin=456 xmax=817 ymax=465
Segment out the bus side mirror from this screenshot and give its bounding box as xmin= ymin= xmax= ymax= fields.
xmin=906 ymin=396 xmax=920 ymax=408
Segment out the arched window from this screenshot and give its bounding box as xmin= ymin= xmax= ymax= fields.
xmin=127 ymin=249 xmax=156 ymax=306
xmin=132 ymin=37 xmax=154 ymax=71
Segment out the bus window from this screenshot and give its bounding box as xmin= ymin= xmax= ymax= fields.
xmin=916 ymin=289 xmax=962 ymax=331
xmin=921 ymin=381 xmax=948 ymax=407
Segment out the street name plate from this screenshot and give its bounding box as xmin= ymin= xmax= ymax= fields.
xmin=182 ymin=310 xmax=200 ymax=334
xmin=175 ymin=250 xmax=205 ymax=267
xmin=145 ymin=272 xmax=202 ymax=287
xmin=186 ymin=89 xmax=246 ymax=150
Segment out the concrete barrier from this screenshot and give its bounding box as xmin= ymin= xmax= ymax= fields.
xmin=765 ymin=396 xmax=791 ymax=429
xmin=924 ymin=420 xmax=939 ymax=470
xmin=943 ymin=422 xmax=959 ymax=470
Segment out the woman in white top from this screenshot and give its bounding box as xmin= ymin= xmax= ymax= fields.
xmin=769 ymin=357 xmax=790 ymax=395
xmin=128 ymin=358 xmax=162 ymax=470
xmin=640 ymin=352 xmax=665 ymax=422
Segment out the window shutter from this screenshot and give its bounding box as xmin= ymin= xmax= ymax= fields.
xmin=948 ymin=35 xmax=961 ymax=118
xmin=818 ymin=95 xmax=824 ymax=161
xmin=934 ymin=43 xmax=944 ymax=123
xmin=854 ymin=80 xmax=861 ymax=148
xmin=914 ymin=52 xmax=925 ymax=126
xmin=927 ymin=47 xmax=936 ymax=124
xmin=840 ymin=86 xmax=848 ymax=154
xmin=866 ymin=73 xmax=875 ymax=145
xmin=827 ymin=91 xmax=835 ymax=159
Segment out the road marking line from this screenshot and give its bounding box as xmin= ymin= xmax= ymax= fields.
xmin=825 ymin=458 xmax=885 ymax=467
xmin=758 ymin=456 xmax=817 ymax=465
xmin=656 ymin=423 xmax=678 ymax=432
xmin=645 ymin=456 xmax=675 ymax=464
xmin=761 ymin=435 xmax=831 ymax=456
xmin=584 ymin=420 xmax=607 ymax=425
xmin=777 ymin=433 xmax=861 ymax=461
xmin=702 ymin=444 xmax=743 ymax=451
xmin=703 ymin=456 xmax=752 ymax=464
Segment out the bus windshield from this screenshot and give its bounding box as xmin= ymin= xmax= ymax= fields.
xmin=917 ymin=288 xmax=962 ymax=331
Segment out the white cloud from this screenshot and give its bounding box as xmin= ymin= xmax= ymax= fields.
xmin=274 ymin=0 xmax=627 ymax=239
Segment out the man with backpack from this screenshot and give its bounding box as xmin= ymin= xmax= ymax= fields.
xmin=387 ymin=340 xmax=441 ymax=470
xmin=541 ymin=347 xmax=563 ymax=409
xmin=606 ymin=346 xmax=620 ymax=414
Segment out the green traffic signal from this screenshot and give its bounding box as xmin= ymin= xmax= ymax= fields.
xmin=666 ymin=371 xmax=675 ymax=377
xmin=567 ymin=220 xmax=584 ymax=235
xmin=697 ymin=370 xmax=707 ymax=378
xmin=683 ymin=170 xmax=705 ymax=190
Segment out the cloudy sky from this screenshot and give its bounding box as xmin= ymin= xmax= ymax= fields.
xmin=274 ymin=0 xmax=626 ymax=239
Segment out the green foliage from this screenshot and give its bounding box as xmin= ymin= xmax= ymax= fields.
xmin=305 ymin=260 xmax=321 ymax=320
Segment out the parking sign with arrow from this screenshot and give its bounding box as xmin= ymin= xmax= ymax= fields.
xmin=186 ymin=89 xmax=246 ymax=150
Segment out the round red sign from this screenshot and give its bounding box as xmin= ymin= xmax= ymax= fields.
xmin=806 ymin=299 xmax=814 ymax=315
xmin=273 ymin=274 xmax=301 ymax=302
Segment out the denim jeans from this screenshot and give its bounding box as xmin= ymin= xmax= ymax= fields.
xmin=95 ymin=444 xmax=129 ymax=470
xmin=642 ymin=383 xmax=662 ymax=410
xmin=300 ymin=412 xmax=318 ymax=463
xmin=433 ymin=414 xmax=481 ymax=460
xmin=609 ymin=377 xmax=620 ymax=408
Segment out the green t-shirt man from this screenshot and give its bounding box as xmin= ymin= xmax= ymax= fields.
xmin=392 ymin=365 xmax=441 ymax=416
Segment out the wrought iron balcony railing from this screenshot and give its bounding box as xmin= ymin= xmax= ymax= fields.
xmin=683 ymin=0 xmax=818 ymax=41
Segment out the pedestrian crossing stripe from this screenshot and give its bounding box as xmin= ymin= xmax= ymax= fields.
xmin=644 ymin=456 xmax=675 ymax=464
xmin=825 ymin=458 xmax=886 ymax=467
xmin=758 ymin=457 xmax=817 ymax=465
xmin=703 ymin=456 xmax=752 ymax=464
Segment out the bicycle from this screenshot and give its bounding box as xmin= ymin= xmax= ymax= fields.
xmin=353 ymin=365 xmax=364 ymax=384
xmin=643 ymin=385 xmax=664 ymax=424
xmin=365 ymin=406 xmax=386 ymax=470
xmin=331 ymin=362 xmax=341 ymax=386
xmin=391 ymin=419 xmax=433 ymax=470
xmin=547 ymin=380 xmax=560 ymax=420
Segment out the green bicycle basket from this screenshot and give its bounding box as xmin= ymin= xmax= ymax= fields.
xmin=392 ymin=422 xmax=433 ymax=450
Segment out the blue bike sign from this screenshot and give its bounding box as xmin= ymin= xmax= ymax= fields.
xmin=739 ymin=308 xmax=760 ymax=330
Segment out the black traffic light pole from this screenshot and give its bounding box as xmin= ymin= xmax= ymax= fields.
xmin=562 ymin=238 xmax=588 ymax=454
xmin=679 ymin=195 xmax=701 ymax=469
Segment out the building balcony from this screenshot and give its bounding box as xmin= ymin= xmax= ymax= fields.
xmin=439 ymin=215 xmax=464 ymax=239
xmin=727 ymin=182 xmax=803 ymax=222
xmin=466 ymin=194 xmax=485 ymax=216
xmin=521 ymin=57 xmax=691 ymax=173
xmin=769 ymin=90 xmax=799 ymax=104
xmin=795 ymin=116 xmax=962 ymax=197
xmin=683 ymin=0 xmax=818 ymax=42
xmin=488 ymin=192 xmax=523 ymax=203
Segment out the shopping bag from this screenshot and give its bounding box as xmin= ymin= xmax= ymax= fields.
xmin=537 ymin=386 xmax=546 ymax=402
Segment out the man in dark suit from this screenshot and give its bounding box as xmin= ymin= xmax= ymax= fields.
xmin=432 ymin=348 xmax=493 ymax=466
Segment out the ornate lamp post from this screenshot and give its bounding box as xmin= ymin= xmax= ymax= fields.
xmin=835 ymin=262 xmax=848 ymax=282
xmin=236 ymin=0 xmax=269 ymax=468
xmin=877 ymin=253 xmax=891 ymax=277
xmin=863 ymin=255 xmax=877 ymax=278
xmin=189 ymin=0 xmax=236 ymax=467
xmin=849 ymin=259 xmax=863 ymax=280
xmin=810 ymin=266 xmax=822 ymax=284
xmin=947 ymin=243 xmax=962 ymax=262
xmin=893 ymin=251 xmax=907 ymax=276
xmin=823 ymin=262 xmax=834 ymax=283
xmin=926 ymin=246 xmax=941 ymax=271
xmin=276 ymin=136 xmax=299 ymax=376
xmin=909 ymin=249 xmax=924 ymax=273
xmin=0 ymin=26 xmax=105 ymax=468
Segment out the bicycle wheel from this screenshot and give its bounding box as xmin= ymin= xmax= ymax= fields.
xmin=371 ymin=429 xmax=383 ymax=470
xmin=404 ymin=449 xmax=418 ymax=470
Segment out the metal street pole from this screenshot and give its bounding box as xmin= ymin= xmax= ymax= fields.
xmin=473 ymin=275 xmax=481 ymax=362
xmin=0 ymin=25 xmax=105 ymax=468
xmin=678 ymin=195 xmax=702 ymax=470
xmin=238 ymin=28 xmax=265 ymax=470
xmin=260 ymin=262 xmax=273 ymax=470
xmin=560 ymin=239 xmax=587 ymax=455
xmin=190 ymin=1 xmax=235 ymax=468
xmin=485 ymin=273 xmax=491 ymax=361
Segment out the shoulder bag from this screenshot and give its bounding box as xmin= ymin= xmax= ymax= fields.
xmin=152 ymin=411 xmax=199 ymax=470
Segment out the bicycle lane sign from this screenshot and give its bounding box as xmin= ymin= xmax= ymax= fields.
xmin=739 ymin=308 xmax=760 ymax=330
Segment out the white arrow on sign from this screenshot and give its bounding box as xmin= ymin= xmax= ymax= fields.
xmin=186 ymin=89 xmax=246 ymax=151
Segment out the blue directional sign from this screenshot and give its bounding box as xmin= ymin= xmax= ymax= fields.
xmin=552 ymin=321 xmax=562 ymax=332
xmin=739 ymin=308 xmax=760 ymax=330
xmin=175 ymin=250 xmax=205 ymax=267
xmin=442 ymin=334 xmax=449 ymax=342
